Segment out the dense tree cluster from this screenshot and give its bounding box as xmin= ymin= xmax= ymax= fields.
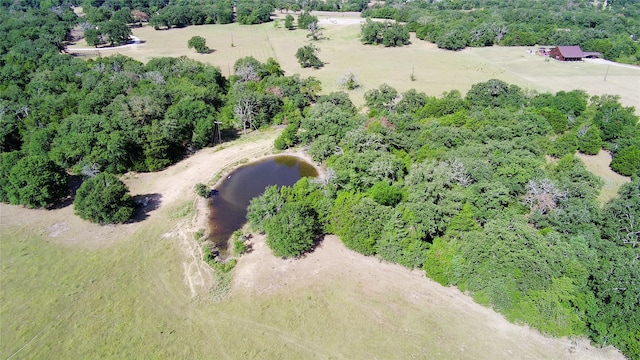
xmin=265 ymin=80 xmax=639 ymax=358
xmin=363 ymin=0 xmax=640 ymax=63
xmin=360 ymin=19 xmax=410 ymax=47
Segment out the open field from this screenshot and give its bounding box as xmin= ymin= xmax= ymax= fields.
xmin=69 ymin=12 xmax=640 ymax=111
xmin=0 ymin=129 xmax=625 ymax=359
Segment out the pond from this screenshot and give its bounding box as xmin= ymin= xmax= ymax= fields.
xmin=207 ymin=155 xmax=318 ymax=251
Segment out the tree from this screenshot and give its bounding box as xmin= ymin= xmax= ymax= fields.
xmin=295 ymin=45 xmax=323 ymax=69
xmin=187 ymin=36 xmax=210 ymax=54
xmin=297 ymin=11 xmax=317 ymax=30
xmin=84 ymin=28 xmax=101 ymax=46
xmin=6 ymin=156 xmax=68 ymax=208
xmin=611 ymin=146 xmax=640 ymax=177
xmin=264 ymin=201 xmax=317 ymax=258
xmin=74 ymin=173 xmax=135 ymax=224
xmin=100 ymin=20 xmax=131 ymax=46
xmin=364 ymin=83 xmax=398 ymax=112
xmin=307 ymin=21 xmax=323 ymax=41
xmin=284 ymin=14 xmax=294 ymax=29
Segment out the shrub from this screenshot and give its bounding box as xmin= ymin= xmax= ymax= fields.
xmin=7 ymin=155 xmax=67 ymax=208
xmin=264 ymin=202 xmax=317 ymax=258
xmin=74 ymin=173 xmax=135 ymax=224
xmin=187 ymin=36 xmax=210 ymax=53
xmin=195 ymin=183 xmax=210 ymax=198
xmin=232 ymin=231 xmax=249 ymax=256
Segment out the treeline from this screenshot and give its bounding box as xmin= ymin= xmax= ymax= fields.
xmin=251 ymin=80 xmax=639 ymax=358
xmin=362 ymin=0 xmax=640 ymax=64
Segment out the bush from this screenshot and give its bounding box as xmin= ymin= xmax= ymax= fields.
xmin=6 ymin=155 xmax=68 ymax=208
xmin=232 ymin=231 xmax=249 ymax=256
xmin=74 ymin=173 xmax=135 ymax=224
xmin=264 ymin=202 xmax=317 ymax=258
xmin=195 ymin=183 xmax=210 ymax=198
xmin=187 ymin=36 xmax=210 ymax=53
xmin=611 ymin=146 xmax=640 ymax=176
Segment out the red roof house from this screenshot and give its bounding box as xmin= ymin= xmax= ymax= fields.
xmin=550 ymin=46 xmax=602 ymax=61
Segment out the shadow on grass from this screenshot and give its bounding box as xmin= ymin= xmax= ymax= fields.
xmin=131 ymin=193 xmax=162 ymax=223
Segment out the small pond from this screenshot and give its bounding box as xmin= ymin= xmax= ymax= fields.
xmin=207 ymin=155 xmax=318 ymax=251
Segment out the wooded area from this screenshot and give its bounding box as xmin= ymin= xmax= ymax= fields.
xmin=1 ymin=1 xmax=638 ymax=357
xmin=363 ymin=0 xmax=640 ymax=64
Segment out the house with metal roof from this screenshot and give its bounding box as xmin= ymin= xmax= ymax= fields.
xmin=549 ymin=46 xmax=602 ymax=61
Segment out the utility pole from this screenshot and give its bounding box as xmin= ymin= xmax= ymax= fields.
xmin=604 ymin=65 xmax=610 ymax=81
xmin=214 ymin=121 xmax=222 ymax=145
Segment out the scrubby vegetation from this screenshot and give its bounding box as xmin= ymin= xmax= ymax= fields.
xmin=254 ymin=81 xmax=639 ymax=358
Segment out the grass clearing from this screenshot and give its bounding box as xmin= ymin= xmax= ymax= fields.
xmin=575 ymin=150 xmax=631 ymax=205
xmin=76 ymin=13 xmax=640 ymax=111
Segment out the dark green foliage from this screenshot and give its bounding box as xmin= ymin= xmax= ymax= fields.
xmin=295 ymin=45 xmax=323 ymax=69
xmin=264 ymin=201 xmax=317 ymax=258
xmin=0 ymin=151 xmax=24 ymax=203
xmin=284 ymin=14 xmax=294 ymax=29
xmin=360 ymin=19 xmax=410 ymax=47
xmin=611 ymin=146 xmax=640 ymax=176
xmin=330 ymin=193 xmax=391 ymax=255
xmin=537 ymin=107 xmax=567 ymax=134
xmin=74 ymin=173 xmax=135 ymax=224
xmin=364 ymin=83 xmax=398 ymax=112
xmin=576 ymin=125 xmax=603 ymax=155
xmin=195 ymin=183 xmax=210 ymax=198
xmin=187 ymin=36 xmax=210 ymax=53
xmin=246 ymin=185 xmax=283 ymax=232
xmin=466 ymin=79 xmax=525 ymax=108
xmin=367 ymin=181 xmax=403 ymax=206
xmin=6 ymin=156 xmax=68 ymax=208
xmin=236 ymin=0 xmax=273 ymax=25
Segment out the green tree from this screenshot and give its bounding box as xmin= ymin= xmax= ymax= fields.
xmin=187 ymin=35 xmax=210 ymax=54
xmin=100 ymin=20 xmax=131 ymax=46
xmin=84 ymin=28 xmax=101 ymax=46
xmin=0 ymin=151 xmax=24 ymax=203
xmin=576 ymin=125 xmax=603 ymax=155
xmin=6 ymin=156 xmax=68 ymax=208
xmin=295 ymin=45 xmax=323 ymax=69
xmin=610 ymin=146 xmax=640 ymax=176
xmin=264 ymin=201 xmax=317 ymax=258
xmin=284 ymin=14 xmax=294 ymax=29
xmin=74 ymin=173 xmax=135 ymax=224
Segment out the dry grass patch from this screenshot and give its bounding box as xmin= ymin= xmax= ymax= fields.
xmin=575 ymin=150 xmax=631 ymax=204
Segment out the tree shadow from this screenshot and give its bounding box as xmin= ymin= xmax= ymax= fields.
xmin=130 ymin=193 xmax=162 ymax=223
xmin=49 ymin=175 xmax=83 ymax=210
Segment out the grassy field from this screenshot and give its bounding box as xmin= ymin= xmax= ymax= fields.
xmin=71 ymin=13 xmax=640 ymax=111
